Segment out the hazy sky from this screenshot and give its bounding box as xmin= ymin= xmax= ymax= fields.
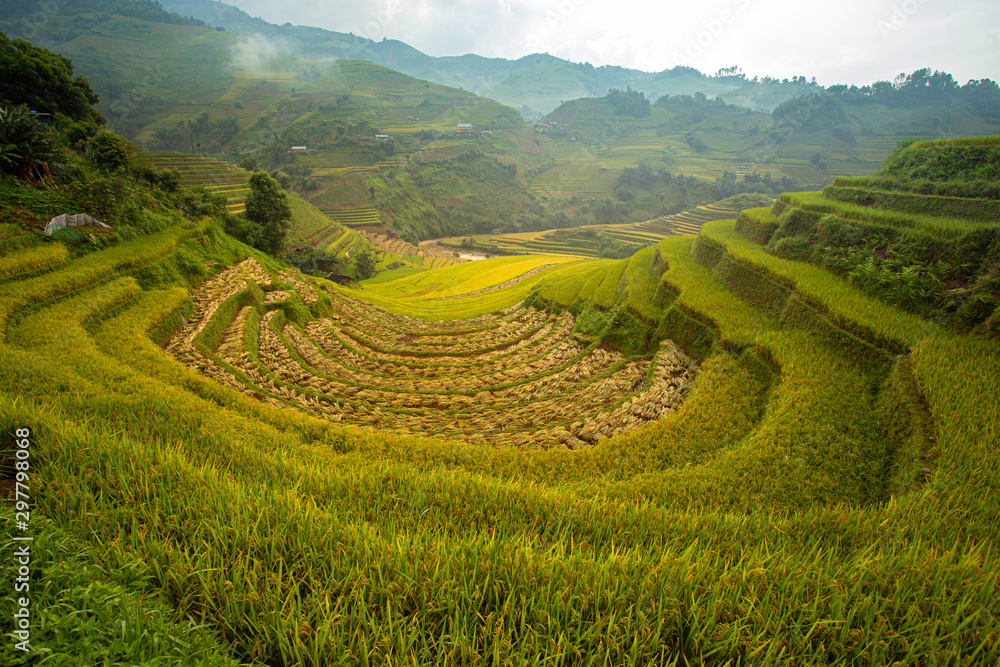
xmin=217 ymin=0 xmax=1000 ymax=85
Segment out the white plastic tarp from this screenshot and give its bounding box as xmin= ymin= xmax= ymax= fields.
xmin=44 ymin=213 xmax=112 ymax=236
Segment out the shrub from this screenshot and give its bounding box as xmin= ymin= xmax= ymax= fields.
xmin=85 ymin=130 xmax=137 ymax=173
xmin=768 ymin=234 xmax=813 ymax=262
xmin=156 ymin=168 xmax=181 ymax=193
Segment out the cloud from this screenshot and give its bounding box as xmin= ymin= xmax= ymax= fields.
xmin=230 ymin=33 xmax=298 ymax=73
xmin=217 ymin=0 xmax=999 ymax=85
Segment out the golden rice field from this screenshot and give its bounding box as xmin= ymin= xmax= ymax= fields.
xmin=163 ymin=258 xmax=697 ymax=449
xmin=1 ymin=139 xmax=999 ymax=665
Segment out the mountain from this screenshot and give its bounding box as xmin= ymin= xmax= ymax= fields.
xmin=0 ymin=0 xmax=564 ymax=242
xmin=5 ymin=0 xmax=997 ymax=243
xmin=154 ymin=0 xmax=823 ymax=118
xmin=532 ymin=79 xmax=1000 ymax=206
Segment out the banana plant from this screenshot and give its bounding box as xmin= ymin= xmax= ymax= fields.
xmin=0 ymin=105 xmax=57 ymax=183
xmin=0 ymin=142 xmax=22 ymax=167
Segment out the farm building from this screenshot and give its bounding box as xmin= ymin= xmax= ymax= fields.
xmin=456 ymin=123 xmax=473 ymax=134
xmin=29 ymin=109 xmax=53 ymax=126
xmin=375 ymin=134 xmax=392 ymax=141
xmin=289 ymin=146 xmax=308 ymax=153
xmin=325 ymin=273 xmax=353 ymax=285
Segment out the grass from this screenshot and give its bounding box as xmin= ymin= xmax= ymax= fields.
xmin=0 ymin=508 xmax=241 ymax=666
xmin=0 ymin=242 xmax=68 ymax=279
xmin=148 ymin=153 xmax=252 ymax=213
xmin=781 ymin=191 xmax=984 ymax=239
xmin=444 ymin=204 xmax=740 ymax=259
xmin=354 ymin=255 xmax=584 ymax=317
xmin=699 ymin=219 xmax=936 ymax=349
xmin=823 ymin=184 xmax=1000 ymax=223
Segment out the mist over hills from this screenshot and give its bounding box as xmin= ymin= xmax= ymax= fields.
xmin=155 ymin=0 xmax=826 ymax=118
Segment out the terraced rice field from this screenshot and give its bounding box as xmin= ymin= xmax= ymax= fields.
xmin=444 ymin=204 xmax=741 ymax=257
xmin=163 ymin=259 xmax=694 ymax=449
xmin=294 ymin=152 xmax=368 ymax=177
xmin=324 ymin=207 xmax=382 ymax=227
xmin=532 ymin=127 xmax=793 ymax=199
xmin=149 ymin=152 xmax=251 ymax=214
xmin=3 ymin=138 xmax=999 ymax=665
xmin=603 ymin=204 xmax=741 ymax=241
xmin=414 ymin=138 xmax=478 ymax=161
xmin=358 ymin=231 xmax=459 ymax=268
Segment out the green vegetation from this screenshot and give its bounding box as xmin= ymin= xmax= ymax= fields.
xmin=0 ymin=105 xmax=59 ymax=183
xmin=144 ymin=1 xmax=826 ymax=118
xmin=238 ymin=172 xmax=292 ymax=255
xmin=606 ymin=87 xmax=651 ymax=118
xmin=440 ymin=201 xmax=744 ymax=258
xmin=534 ymin=74 xmax=1000 ymax=203
xmin=832 ymin=137 xmax=1000 ymax=199
xmin=749 ymin=140 xmax=1000 ymax=332
xmin=0 ymin=508 xmax=240 ymax=666
xmin=0 ymin=30 xmax=102 ymax=123
xmin=7 ymin=5 xmax=998 ymax=248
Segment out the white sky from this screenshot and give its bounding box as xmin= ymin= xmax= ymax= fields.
xmin=218 ymin=0 xmax=1000 ymax=85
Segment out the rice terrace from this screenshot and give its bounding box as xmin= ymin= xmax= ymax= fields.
xmin=2 ymin=2 xmax=1000 ymax=666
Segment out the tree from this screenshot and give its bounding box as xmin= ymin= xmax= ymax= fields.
xmin=354 ymin=248 xmax=377 ymax=280
xmin=606 ymin=87 xmax=651 ymax=118
xmin=0 ymin=32 xmax=102 ymax=124
xmin=86 ymin=129 xmax=137 ymax=172
xmin=244 ymin=172 xmax=292 ymax=255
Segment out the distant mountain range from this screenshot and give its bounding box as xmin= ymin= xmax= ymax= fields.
xmin=3 ymin=0 xmax=998 ymax=244
xmin=155 ymin=0 xmax=822 ymax=118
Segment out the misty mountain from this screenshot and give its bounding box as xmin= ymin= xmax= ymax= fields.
xmin=155 ymin=0 xmax=822 ymax=118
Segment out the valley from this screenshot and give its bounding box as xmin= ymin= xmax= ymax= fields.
xmin=1 ymin=3 xmax=999 ymax=665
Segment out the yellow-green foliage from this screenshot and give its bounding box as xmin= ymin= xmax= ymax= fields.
xmin=287 ymin=191 xmax=347 ymax=244
xmin=734 ymin=206 xmax=779 ymax=244
xmin=782 ymin=190 xmax=981 ymax=239
xmin=700 ymin=219 xmax=935 ymax=349
xmin=1 ymin=206 xmax=999 ymax=665
xmin=0 ymin=241 xmax=68 ymax=278
xmin=350 ymin=255 xmax=588 ymax=320
xmin=591 ymin=259 xmax=628 ymax=308
xmin=0 ymin=222 xmax=203 ymax=341
xmin=624 ymin=246 xmax=662 ymax=322
xmin=907 ymin=135 xmax=1000 ymax=150
xmin=538 ymin=261 xmax=610 ymax=307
